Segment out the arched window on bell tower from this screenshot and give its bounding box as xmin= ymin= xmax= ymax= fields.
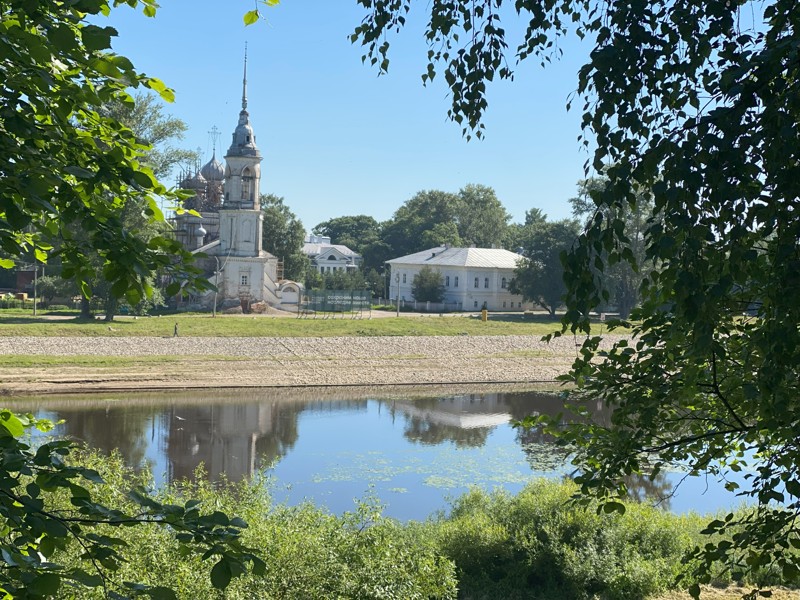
xmin=241 ymin=167 xmax=253 ymax=204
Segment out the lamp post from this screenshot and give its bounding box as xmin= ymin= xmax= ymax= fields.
xmin=213 ymin=256 xmax=220 ymax=318
xmin=395 ymin=273 xmax=400 ymax=317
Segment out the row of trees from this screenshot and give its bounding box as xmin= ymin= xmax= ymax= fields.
xmin=293 ymin=180 xmax=649 ymax=317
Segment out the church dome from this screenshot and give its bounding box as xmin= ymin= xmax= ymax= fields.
xmin=181 ymin=171 xmax=207 ymax=190
xmin=200 ymin=154 xmax=225 ymax=181
xmin=227 ymin=110 xmax=261 ymax=158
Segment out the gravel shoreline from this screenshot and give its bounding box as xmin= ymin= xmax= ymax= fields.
xmin=0 ymin=335 xmax=623 ymax=395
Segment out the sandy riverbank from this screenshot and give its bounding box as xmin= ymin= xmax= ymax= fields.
xmin=0 ymin=334 xmax=623 ymax=396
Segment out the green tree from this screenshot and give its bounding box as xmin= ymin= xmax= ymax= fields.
xmin=260 ymin=194 xmax=309 ymax=282
xmin=568 ymin=178 xmax=654 ymax=318
xmin=102 ymin=92 xmax=198 ymax=180
xmin=323 ymin=269 xmax=366 ymax=291
xmin=511 ymin=219 xmax=580 ymax=316
xmin=0 ymin=411 xmax=263 ymax=598
xmin=411 ymin=266 xmax=446 ymax=303
xmin=0 ymin=0 xmax=206 ymax=305
xmin=381 ymin=190 xmax=461 ymax=257
xmin=312 ymin=215 xmax=381 ymax=255
xmin=349 ymin=0 xmax=800 ymax=588
xmin=456 ymin=184 xmax=510 ymax=247
xmin=87 ymin=93 xmax=199 ymax=321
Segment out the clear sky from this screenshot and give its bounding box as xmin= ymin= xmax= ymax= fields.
xmin=103 ymin=1 xmax=593 ymax=231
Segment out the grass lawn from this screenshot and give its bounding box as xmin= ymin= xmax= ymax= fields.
xmin=0 ymin=311 xmax=612 ymax=337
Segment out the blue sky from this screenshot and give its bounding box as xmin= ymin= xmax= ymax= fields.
xmin=104 ymin=1 xmax=592 ymax=231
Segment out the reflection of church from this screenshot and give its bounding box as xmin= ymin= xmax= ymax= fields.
xmin=173 ymin=52 xmax=301 ymax=312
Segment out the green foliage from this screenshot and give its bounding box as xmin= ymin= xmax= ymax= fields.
xmin=350 ymin=1 xmax=800 ymax=582
xmin=511 ymin=218 xmax=581 ymax=316
xmin=411 ymin=266 xmax=446 ymax=303
xmin=102 ymin=92 xmax=198 ymax=180
xmin=382 ymin=190 xmax=463 ymax=257
xmin=433 ymin=480 xmax=701 ymax=600
xmin=568 ymin=177 xmax=654 ymax=318
xmin=313 ymin=215 xmax=381 ymax=256
xmin=456 ymin=184 xmax=511 ymax=248
xmin=0 ymin=0 xmax=208 ymax=303
xmin=44 ymin=453 xmax=457 ymax=600
xmin=321 ymin=269 xmax=367 ymax=291
xmin=260 ymin=194 xmax=308 ymax=282
xmin=0 ymin=412 xmax=261 ymax=599
xmin=381 ymin=186 xmax=512 ymax=258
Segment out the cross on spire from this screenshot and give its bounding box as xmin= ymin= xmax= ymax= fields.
xmin=208 ymin=125 xmax=221 ymax=157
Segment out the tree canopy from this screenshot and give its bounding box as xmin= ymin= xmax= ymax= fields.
xmin=351 ymin=0 xmax=800 ymax=590
xmin=260 ymin=194 xmax=309 ymax=282
xmin=411 ymin=266 xmax=446 ymax=303
xmin=511 ymin=217 xmax=580 ymax=316
xmin=0 ymin=0 xmax=205 ymax=306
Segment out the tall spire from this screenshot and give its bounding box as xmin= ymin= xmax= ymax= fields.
xmin=242 ymin=42 xmax=248 ymax=111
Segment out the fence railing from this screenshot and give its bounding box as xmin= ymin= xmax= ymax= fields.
xmin=374 ymin=298 xmax=464 ymax=313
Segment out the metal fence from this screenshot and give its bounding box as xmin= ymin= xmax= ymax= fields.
xmin=374 ymin=298 xmax=464 ymax=313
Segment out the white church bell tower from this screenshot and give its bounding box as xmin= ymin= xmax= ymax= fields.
xmin=219 ymin=46 xmax=263 ymax=257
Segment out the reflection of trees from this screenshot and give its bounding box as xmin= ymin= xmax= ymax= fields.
xmin=403 ymin=416 xmax=491 ymax=448
xmin=55 ymin=406 xmax=154 ymax=468
xmin=624 ymin=472 xmax=673 ymax=510
xmin=391 ymin=394 xmax=511 ymax=448
xmin=516 ymin=425 xmax=572 ymax=472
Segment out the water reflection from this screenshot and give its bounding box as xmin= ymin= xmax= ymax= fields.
xmin=9 ymin=387 xmax=735 ymax=519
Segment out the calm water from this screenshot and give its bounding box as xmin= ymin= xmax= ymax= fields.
xmin=15 ymin=387 xmax=742 ymax=520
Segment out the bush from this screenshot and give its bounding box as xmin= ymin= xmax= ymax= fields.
xmin=431 ymin=480 xmax=704 ymax=600
xmin=53 ymin=453 xmax=458 ymax=600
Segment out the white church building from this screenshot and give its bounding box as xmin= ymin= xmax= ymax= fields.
xmin=174 ymin=53 xmax=302 ymax=312
xmin=386 ymin=246 xmax=533 ymax=312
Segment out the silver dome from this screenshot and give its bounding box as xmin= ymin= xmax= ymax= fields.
xmin=200 ymin=154 xmax=225 ymax=181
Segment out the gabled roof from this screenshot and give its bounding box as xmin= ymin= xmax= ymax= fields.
xmin=302 ymin=242 xmax=361 ymax=259
xmin=386 ymin=246 xmax=523 ymax=269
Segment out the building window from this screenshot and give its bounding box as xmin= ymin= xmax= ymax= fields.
xmin=241 ymin=168 xmax=253 ymax=202
xmin=503 ymin=301 xmax=507 ymax=308
xmin=518 ymin=302 xmax=522 ymax=308
xmin=446 ymin=276 xmax=450 ymax=287
xmin=474 ymin=277 xmax=479 ymax=288
xmin=501 ymin=277 xmax=507 ymax=289
xmin=402 ymin=273 xmax=406 ymax=283
xmin=454 ymin=276 xmax=459 ymax=288
xmin=241 ymin=274 xmax=249 ymax=286
xmin=484 ymin=278 xmax=489 ymax=288
xmin=474 ymin=301 xmax=478 ymax=308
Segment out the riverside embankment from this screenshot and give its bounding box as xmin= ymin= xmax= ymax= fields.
xmin=0 ymin=334 xmax=623 ymax=395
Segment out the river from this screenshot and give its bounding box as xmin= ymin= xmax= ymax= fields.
xmin=14 ymin=387 xmax=744 ymax=520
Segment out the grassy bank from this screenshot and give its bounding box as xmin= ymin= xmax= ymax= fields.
xmin=46 ymin=451 xmax=794 ymax=600
xmin=0 ymin=312 xmax=585 ymax=337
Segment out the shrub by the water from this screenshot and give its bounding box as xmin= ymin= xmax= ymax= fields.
xmin=39 ymin=450 xmax=796 ymax=599
xmin=54 ymin=451 xmax=457 ymax=599
xmin=431 ymin=481 xmax=703 ymax=600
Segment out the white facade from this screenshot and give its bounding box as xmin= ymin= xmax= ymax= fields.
xmin=174 ymin=52 xmax=301 ymax=311
xmin=302 ymin=234 xmax=362 ymax=275
xmin=386 ymin=246 xmax=533 ymax=312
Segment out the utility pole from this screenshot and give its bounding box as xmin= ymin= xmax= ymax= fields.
xmin=213 ymin=256 xmax=220 ymax=317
